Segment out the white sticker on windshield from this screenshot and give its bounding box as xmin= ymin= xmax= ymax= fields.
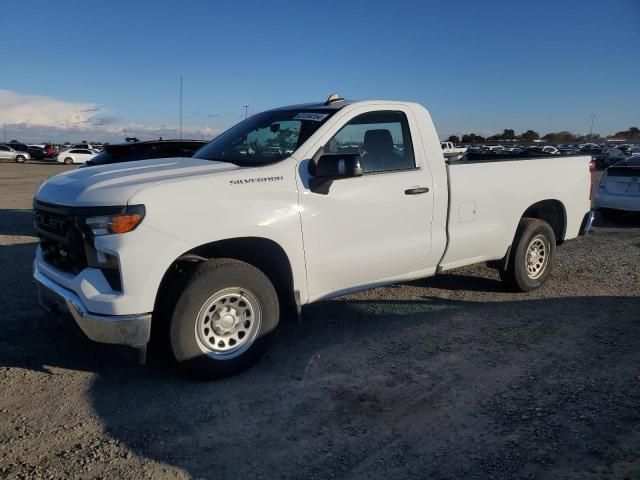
xmin=293 ymin=112 xmax=329 ymax=122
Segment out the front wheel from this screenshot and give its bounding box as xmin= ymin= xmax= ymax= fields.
xmin=64 ymin=157 xmax=73 ymax=165
xmin=15 ymin=155 xmax=26 ymax=163
xmin=500 ymin=218 xmax=556 ymax=292
xmin=169 ymin=258 xmax=279 ymax=379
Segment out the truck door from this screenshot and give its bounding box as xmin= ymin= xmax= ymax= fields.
xmin=298 ymin=107 xmax=434 ymax=299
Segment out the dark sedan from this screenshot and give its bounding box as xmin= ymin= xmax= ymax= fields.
xmin=27 ymin=146 xmax=46 ymax=160
xmin=81 ymin=140 xmax=208 ymax=167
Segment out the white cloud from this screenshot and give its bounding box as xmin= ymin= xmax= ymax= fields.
xmin=0 ymin=89 xmax=220 ymax=143
xmin=0 ymin=89 xmax=98 ymax=128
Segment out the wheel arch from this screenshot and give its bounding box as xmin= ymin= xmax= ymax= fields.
xmin=489 ymin=199 xmax=567 ymax=272
xmin=521 ymin=199 xmax=567 ymax=245
xmin=153 ymin=236 xmax=297 ymax=327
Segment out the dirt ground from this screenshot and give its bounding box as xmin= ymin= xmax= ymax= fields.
xmin=1 ymin=163 xmax=639 ymax=480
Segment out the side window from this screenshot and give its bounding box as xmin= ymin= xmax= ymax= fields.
xmin=324 ymin=111 xmax=415 ymax=173
xmin=0 ymin=146 xmax=9 ymax=151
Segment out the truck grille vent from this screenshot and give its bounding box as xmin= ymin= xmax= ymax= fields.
xmin=33 ymin=201 xmax=88 ymax=275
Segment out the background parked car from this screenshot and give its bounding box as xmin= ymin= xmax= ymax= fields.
xmin=521 ymin=146 xmax=559 ymax=156
xmin=601 ymin=147 xmax=628 ymax=168
xmin=63 ymin=143 xmax=98 ymax=151
xmin=558 ymin=147 xmax=579 ymax=155
xmin=43 ymin=144 xmax=58 ymax=157
xmin=581 ymin=147 xmax=610 ymax=169
xmin=0 ymin=144 xmax=31 ymax=163
xmin=56 ymin=148 xmax=97 ymax=165
xmin=82 ymin=139 xmax=208 ymax=167
xmin=26 ymin=145 xmax=46 ymax=160
xmin=5 ymin=142 xmax=30 ymax=154
xmin=541 ymin=146 xmax=559 ymax=154
xmin=594 ymin=154 xmax=640 ymax=219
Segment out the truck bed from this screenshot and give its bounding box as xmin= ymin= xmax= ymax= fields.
xmin=439 ymin=155 xmax=592 ymax=271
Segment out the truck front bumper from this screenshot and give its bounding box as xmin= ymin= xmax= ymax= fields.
xmin=35 ymin=269 xmax=152 ymax=347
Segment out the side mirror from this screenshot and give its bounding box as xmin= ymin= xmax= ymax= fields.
xmin=308 ymin=151 xmax=364 ymax=194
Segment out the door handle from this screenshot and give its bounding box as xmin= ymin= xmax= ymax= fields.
xmin=404 ymin=187 xmax=430 ymax=195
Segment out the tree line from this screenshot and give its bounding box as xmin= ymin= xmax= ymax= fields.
xmin=447 ymin=126 xmax=640 ymax=144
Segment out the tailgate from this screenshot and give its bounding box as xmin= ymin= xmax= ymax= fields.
xmin=605 ymin=167 xmax=640 ymax=195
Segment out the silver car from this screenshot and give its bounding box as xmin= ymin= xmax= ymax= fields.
xmin=594 ymin=155 xmax=640 ymax=219
xmin=0 ymin=144 xmax=32 ymax=163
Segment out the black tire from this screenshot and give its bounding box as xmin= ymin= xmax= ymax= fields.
xmin=599 ymin=208 xmax=622 ymax=221
xmin=499 ymin=218 xmax=556 ymax=292
xmin=169 ymin=258 xmax=279 ymax=379
xmin=64 ymin=157 xmax=73 ymax=165
xmin=15 ymin=155 xmax=26 ymax=163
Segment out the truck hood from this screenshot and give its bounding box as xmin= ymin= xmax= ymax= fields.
xmin=35 ymin=157 xmax=240 ymax=206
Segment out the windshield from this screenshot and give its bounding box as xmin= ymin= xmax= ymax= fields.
xmin=194 ymin=109 xmax=336 ymax=166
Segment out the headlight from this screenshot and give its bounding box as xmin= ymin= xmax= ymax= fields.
xmin=85 ymin=205 xmax=145 ymax=236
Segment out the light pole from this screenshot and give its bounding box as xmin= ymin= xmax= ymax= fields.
xmin=179 ymin=75 xmax=183 ymax=140
xmin=590 ymin=114 xmax=595 ymax=141
xmin=243 ymin=104 xmax=249 ymax=120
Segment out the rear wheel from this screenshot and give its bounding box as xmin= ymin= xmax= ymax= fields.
xmin=169 ymin=258 xmax=279 ymax=379
xmin=64 ymin=157 xmax=73 ymax=165
xmin=500 ymin=218 xmax=556 ymax=292
xmin=15 ymin=155 xmax=26 ymax=163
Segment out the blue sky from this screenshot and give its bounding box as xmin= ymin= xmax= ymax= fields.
xmin=1 ymin=0 xmax=638 ymax=142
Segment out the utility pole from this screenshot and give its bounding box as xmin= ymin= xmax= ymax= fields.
xmin=2 ymin=124 xmax=6 ymax=143
xmin=179 ymin=75 xmax=183 ymax=140
xmin=243 ymin=104 xmax=249 ymax=120
xmin=590 ymin=114 xmax=595 ymax=140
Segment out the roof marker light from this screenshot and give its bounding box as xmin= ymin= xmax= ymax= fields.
xmin=325 ymin=93 xmax=344 ymax=105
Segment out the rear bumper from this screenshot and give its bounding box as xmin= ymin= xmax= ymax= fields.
xmin=593 ymin=189 xmax=640 ymax=212
xmin=35 ymin=269 xmax=151 ymax=347
xmin=579 ymin=210 xmax=595 ymax=236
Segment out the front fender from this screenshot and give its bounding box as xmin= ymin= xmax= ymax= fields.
xmin=127 ymin=161 xmax=309 ymax=304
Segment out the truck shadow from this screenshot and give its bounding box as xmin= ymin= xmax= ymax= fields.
xmin=406 ymin=271 xmax=504 ymax=292
xmin=92 ymin=295 xmax=640 ymax=479
xmin=2 ymin=240 xmax=639 ymax=480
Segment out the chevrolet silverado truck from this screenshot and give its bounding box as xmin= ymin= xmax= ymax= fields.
xmin=33 ymin=95 xmax=594 ymax=378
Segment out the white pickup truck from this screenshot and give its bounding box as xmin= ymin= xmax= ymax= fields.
xmin=440 ymin=141 xmax=467 ymax=161
xmin=33 ymin=95 xmax=594 ymax=378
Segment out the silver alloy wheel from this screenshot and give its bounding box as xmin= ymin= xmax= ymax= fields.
xmin=525 ymin=234 xmax=550 ymax=279
xmin=194 ymin=287 xmax=262 ymax=359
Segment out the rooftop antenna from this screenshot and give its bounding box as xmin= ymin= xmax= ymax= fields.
xmin=243 ymin=104 xmax=249 ymax=119
xmin=179 ymin=75 xmax=183 ymax=140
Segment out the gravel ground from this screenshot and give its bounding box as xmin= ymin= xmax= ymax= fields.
xmin=1 ymin=163 xmax=639 ymax=480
